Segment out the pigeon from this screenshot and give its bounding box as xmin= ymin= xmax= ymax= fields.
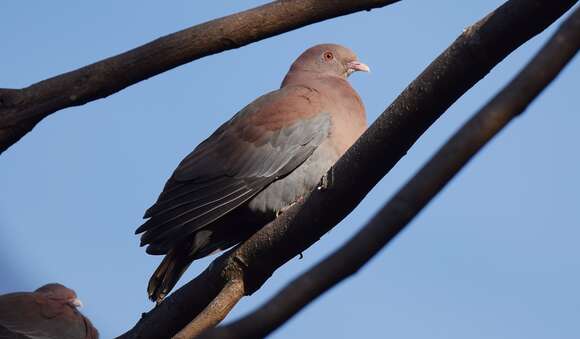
xmin=136 ymin=43 xmax=369 ymax=302
xmin=0 ymin=283 xmax=98 ymax=339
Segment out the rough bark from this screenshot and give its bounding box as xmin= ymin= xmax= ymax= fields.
xmin=201 ymin=6 xmax=580 ymax=338
xmin=116 ymin=1 xmax=578 ymax=338
xmin=0 ymin=0 xmax=400 ymax=154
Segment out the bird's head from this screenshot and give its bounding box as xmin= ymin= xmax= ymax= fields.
xmin=36 ymin=283 xmax=83 ymax=309
xmin=287 ymin=43 xmax=370 ymax=79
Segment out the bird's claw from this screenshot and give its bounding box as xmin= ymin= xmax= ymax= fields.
xmin=317 ymin=168 xmax=334 ymax=190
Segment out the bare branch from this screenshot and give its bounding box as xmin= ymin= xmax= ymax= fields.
xmin=117 ymin=1 xmax=578 ymax=338
xmin=173 ymin=280 xmax=244 ymax=339
xmin=201 ymin=6 xmax=580 ymax=338
xmin=0 ymin=0 xmax=400 ymax=154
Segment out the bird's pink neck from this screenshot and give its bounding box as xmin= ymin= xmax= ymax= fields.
xmin=280 ymin=70 xmax=345 ymax=88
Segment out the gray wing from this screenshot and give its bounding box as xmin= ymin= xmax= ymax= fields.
xmin=136 ymin=96 xmax=331 ymax=254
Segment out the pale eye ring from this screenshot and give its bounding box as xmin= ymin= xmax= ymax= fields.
xmin=323 ymin=52 xmax=334 ymax=61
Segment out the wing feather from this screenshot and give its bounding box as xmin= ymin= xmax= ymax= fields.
xmin=137 ymin=86 xmax=331 ymax=253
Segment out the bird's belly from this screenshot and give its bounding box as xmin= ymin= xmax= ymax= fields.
xmin=247 ymin=142 xmax=339 ymax=215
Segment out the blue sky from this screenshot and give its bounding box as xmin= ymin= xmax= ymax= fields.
xmin=1 ymin=1 xmax=579 ymax=338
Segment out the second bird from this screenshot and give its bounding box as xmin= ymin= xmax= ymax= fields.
xmin=136 ymin=43 xmax=369 ymax=302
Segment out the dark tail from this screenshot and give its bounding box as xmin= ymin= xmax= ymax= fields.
xmin=147 ymin=246 xmax=193 ymax=303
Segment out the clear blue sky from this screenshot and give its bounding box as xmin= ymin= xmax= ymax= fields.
xmin=1 ymin=1 xmax=579 ymax=338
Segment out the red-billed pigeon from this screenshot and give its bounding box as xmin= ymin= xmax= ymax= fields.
xmin=0 ymin=283 xmax=98 ymax=339
xmin=136 ymin=43 xmax=369 ymax=302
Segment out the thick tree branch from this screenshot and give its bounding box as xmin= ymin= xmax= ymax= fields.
xmin=201 ymin=6 xmax=580 ymax=338
xmin=0 ymin=0 xmax=400 ymax=154
xmin=117 ymin=1 xmax=578 ymax=338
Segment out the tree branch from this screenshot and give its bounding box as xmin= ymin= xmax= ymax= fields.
xmin=117 ymin=1 xmax=578 ymax=338
xmin=173 ymin=280 xmax=244 ymax=339
xmin=201 ymin=6 xmax=580 ymax=338
xmin=0 ymin=0 xmax=400 ymax=154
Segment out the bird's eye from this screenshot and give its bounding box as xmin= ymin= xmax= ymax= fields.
xmin=323 ymin=52 xmax=334 ymax=61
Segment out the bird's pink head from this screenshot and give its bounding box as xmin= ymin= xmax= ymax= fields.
xmin=285 ymin=44 xmax=370 ymax=81
xmin=36 ymin=283 xmax=83 ymax=309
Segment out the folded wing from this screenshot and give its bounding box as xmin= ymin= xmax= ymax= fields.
xmin=136 ymin=86 xmax=330 ymax=254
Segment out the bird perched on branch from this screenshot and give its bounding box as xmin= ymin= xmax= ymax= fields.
xmin=136 ymin=43 xmax=369 ymax=303
xmin=0 ymin=283 xmax=98 ymax=339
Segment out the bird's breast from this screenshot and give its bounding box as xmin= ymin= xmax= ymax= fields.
xmin=247 ymin=76 xmax=367 ymax=215
xmin=319 ymin=79 xmax=367 ymax=156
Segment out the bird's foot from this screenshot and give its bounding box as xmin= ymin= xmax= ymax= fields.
xmin=276 ymin=197 xmax=304 ymax=217
xmin=317 ymin=168 xmax=334 ymax=191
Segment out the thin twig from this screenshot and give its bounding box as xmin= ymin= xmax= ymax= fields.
xmin=172 ymin=280 xmax=245 ymax=339
xmin=201 ymin=6 xmax=580 ymax=338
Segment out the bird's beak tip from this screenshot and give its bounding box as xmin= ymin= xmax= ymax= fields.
xmin=70 ymin=298 xmax=83 ymax=309
xmin=348 ymin=60 xmax=370 ymax=73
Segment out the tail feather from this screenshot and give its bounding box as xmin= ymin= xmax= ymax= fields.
xmin=145 ymin=207 xmax=264 ymax=303
xmin=147 ymin=248 xmax=193 ymax=303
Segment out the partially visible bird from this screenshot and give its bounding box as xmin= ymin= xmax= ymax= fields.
xmin=136 ymin=43 xmax=370 ymax=303
xmin=0 ymin=283 xmax=98 ymax=339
